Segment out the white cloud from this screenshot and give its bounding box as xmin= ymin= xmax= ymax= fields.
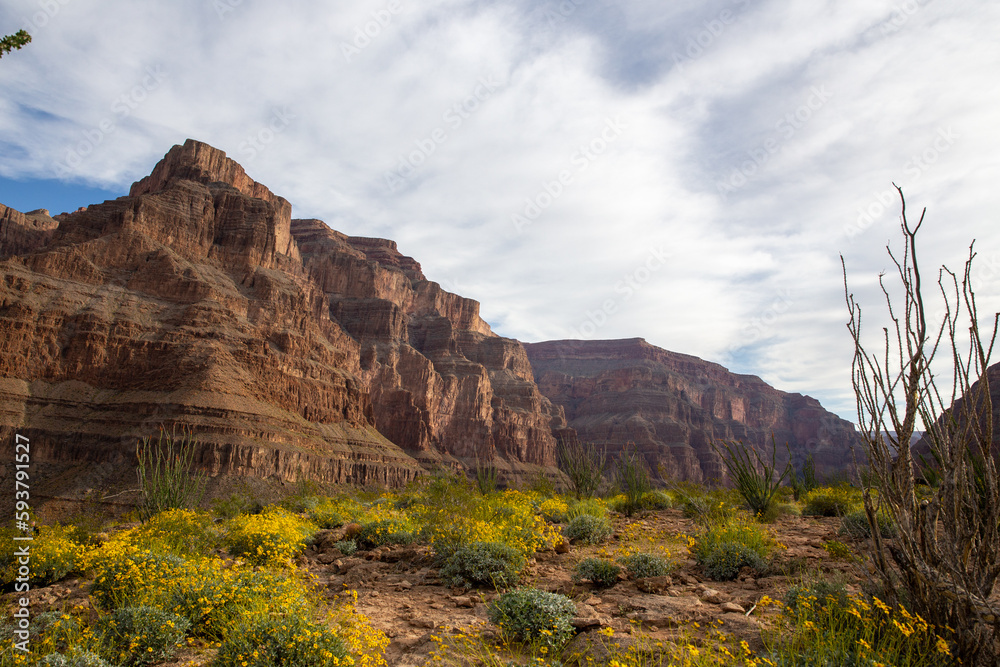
xmin=1 ymin=0 xmax=999 ymax=423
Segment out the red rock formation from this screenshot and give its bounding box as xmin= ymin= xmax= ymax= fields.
xmin=524 ymin=338 xmax=862 ymax=483
xmin=0 ymin=140 xmax=566 ymax=500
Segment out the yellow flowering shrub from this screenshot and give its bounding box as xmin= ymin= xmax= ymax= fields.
xmin=224 ymin=506 xmax=317 ymax=567
xmin=129 ymin=508 xmax=219 ymax=556
xmin=764 ymin=592 xmax=957 ymax=665
xmin=539 ymin=497 xmax=569 ymax=523
xmin=0 ymin=524 xmax=85 ymax=585
xmin=327 ymin=591 xmax=390 ymax=667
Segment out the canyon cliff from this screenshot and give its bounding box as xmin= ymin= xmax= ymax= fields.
xmin=524 ymin=338 xmax=863 ymax=483
xmin=0 ymin=140 xmax=564 ymax=500
xmin=0 ymin=139 xmax=862 ymax=504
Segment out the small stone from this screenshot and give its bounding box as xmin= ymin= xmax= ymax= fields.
xmin=720 ymin=602 xmax=746 ymax=614
xmin=555 ymin=539 xmax=570 ymax=554
xmin=453 ymin=596 xmax=474 ymax=608
xmin=700 ymin=589 xmax=726 ymax=604
xmin=430 ymin=603 xmax=445 ymax=610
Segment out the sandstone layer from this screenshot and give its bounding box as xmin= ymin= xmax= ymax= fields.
xmin=0 ymin=139 xmax=565 ymax=500
xmin=524 ymin=338 xmax=863 ymax=483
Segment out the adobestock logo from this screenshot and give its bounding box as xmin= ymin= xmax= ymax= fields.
xmin=339 ymin=1 xmax=404 ymax=63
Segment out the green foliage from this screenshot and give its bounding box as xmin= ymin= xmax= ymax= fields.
xmin=0 ymin=524 xmax=83 ymax=585
xmin=566 ymin=497 xmax=608 ymax=521
xmin=487 ymin=588 xmax=576 ymax=648
xmin=214 ymin=613 xmax=348 ymax=667
xmin=613 ymin=445 xmax=652 ymax=516
xmin=700 ymin=542 xmax=768 ymax=581
xmin=801 ymin=487 xmax=857 ymax=517
xmin=355 ymin=518 xmax=415 ymax=550
xmin=765 ymin=590 xmax=956 ymax=666
xmin=558 ymin=438 xmax=606 ymax=499
xmin=136 ymin=427 xmax=207 ymax=520
xmin=333 ymin=539 xmax=357 ymax=555
xmin=440 ymin=541 xmax=526 ymax=589
xmin=41 ymin=652 xmax=112 ymax=667
xmin=712 ymin=437 xmax=791 ymax=518
xmin=573 ymin=557 xmax=622 ymax=588
xmin=839 ymin=508 xmax=897 ymax=539
xmin=475 ymin=456 xmax=499 ymax=495
xmin=640 ymin=490 xmax=673 ymax=510
xmin=694 ymin=515 xmax=777 ymax=581
xmin=224 ymin=507 xmax=317 ymax=567
xmin=790 ymin=454 xmax=819 ymax=501
xmin=782 ymin=578 xmax=849 ymax=611
xmin=0 ymin=30 xmax=30 ymax=59
xmin=563 ymin=514 xmax=612 ymax=544
xmin=130 ymin=508 xmax=220 ymax=557
xmin=676 ymin=488 xmax=738 ymax=525
xmin=619 ymin=552 xmax=672 ymax=579
xmin=822 ymin=540 xmax=854 ymax=561
xmin=98 ymin=605 xmax=190 ymax=667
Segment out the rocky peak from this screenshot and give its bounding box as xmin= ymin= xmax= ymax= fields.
xmin=129 ymin=139 xmax=296 ymax=258
xmin=525 ymin=338 xmax=862 ymax=482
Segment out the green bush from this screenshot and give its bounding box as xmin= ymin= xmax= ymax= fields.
xmin=693 ymin=516 xmax=777 ymax=581
xmin=783 ymin=578 xmax=849 ymax=611
xmin=224 ymin=507 xmax=317 ymax=566
xmin=640 ymin=490 xmax=673 ymax=510
xmin=131 ymin=508 xmax=220 ymax=557
xmin=487 ymin=588 xmax=576 ymax=647
xmin=839 ymin=508 xmax=898 ymax=539
xmin=620 ymin=552 xmax=672 ymax=579
xmin=700 ymin=542 xmax=768 ymax=581
xmin=439 ymin=541 xmax=526 ymax=589
xmin=41 ymin=652 xmax=113 ymax=667
xmin=334 ymin=539 xmax=357 ymax=555
xmin=214 ymin=613 xmax=348 ymax=667
xmin=558 ymin=438 xmax=606 ymax=499
xmin=355 ymin=519 xmax=415 ymax=550
xmin=712 ymin=438 xmax=791 ymax=518
xmin=135 ymin=427 xmax=207 ymax=520
xmin=801 ymin=488 xmax=856 ymax=517
xmin=98 ymin=605 xmax=190 ymax=667
xmin=566 ymin=498 xmax=608 ymax=521
xmin=613 ymin=447 xmax=652 ymax=516
xmin=573 ymin=558 xmax=622 ymax=588
xmin=309 ymin=508 xmax=344 ymax=530
xmin=563 ymin=514 xmax=612 ymax=544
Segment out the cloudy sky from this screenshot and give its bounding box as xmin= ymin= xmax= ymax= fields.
xmin=2 ymin=0 xmax=999 ymax=424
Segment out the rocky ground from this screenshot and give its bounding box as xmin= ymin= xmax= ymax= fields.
xmin=11 ymin=508 xmax=865 ymax=666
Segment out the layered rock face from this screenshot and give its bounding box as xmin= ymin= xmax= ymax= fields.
xmin=0 ymin=139 xmax=563 ymax=497
xmin=524 ymin=338 xmax=863 ymax=482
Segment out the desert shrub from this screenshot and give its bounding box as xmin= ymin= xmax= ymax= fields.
xmin=86 ymin=546 xmax=190 ymax=610
xmin=166 ymin=565 xmax=312 ymax=639
xmin=440 ymin=541 xmax=525 ymax=589
xmin=839 ymin=508 xmax=897 ymax=539
xmin=307 ymin=498 xmax=345 ymax=530
xmin=487 ymin=588 xmax=576 ymax=647
xmin=355 ymin=518 xmax=416 ymax=550
xmin=782 ymin=578 xmax=849 ymax=611
xmin=675 ymin=487 xmax=738 ymax=525
xmin=135 ymin=427 xmax=207 ymax=520
xmin=712 ymin=437 xmax=791 ymax=518
xmin=1 ymin=524 xmax=83 ymax=585
xmin=411 ymin=482 xmax=559 ymax=560
xmin=558 ymin=438 xmax=606 ymax=499
xmin=640 ymin=490 xmax=672 ymax=510
xmin=620 ymin=552 xmax=671 ymax=579
xmin=40 ymin=652 xmax=112 ymax=667
xmin=130 ymin=508 xmax=219 ymax=557
xmin=224 ymin=506 xmax=317 ymax=566
xmin=566 ymin=497 xmax=608 ymax=521
xmin=694 ymin=514 xmax=777 ymax=581
xmin=563 ymin=514 xmax=612 ymax=544
xmin=613 ymin=446 xmax=652 ymax=516
xmin=214 ymin=613 xmax=348 ymax=667
xmin=801 ymin=487 xmax=857 ymax=517
xmin=574 ymin=557 xmax=621 ymax=588
xmin=538 ymin=497 xmax=569 ymax=523
xmin=701 ymin=542 xmax=768 ymax=581
xmin=765 ymin=591 xmax=956 ymax=666
xmin=822 ymin=540 xmax=854 ymax=561
xmin=334 ymin=539 xmax=357 ymax=555
xmin=98 ymin=605 xmax=190 ymax=667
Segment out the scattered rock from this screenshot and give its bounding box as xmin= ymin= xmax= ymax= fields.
xmin=720 ymin=602 xmax=746 ymax=614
